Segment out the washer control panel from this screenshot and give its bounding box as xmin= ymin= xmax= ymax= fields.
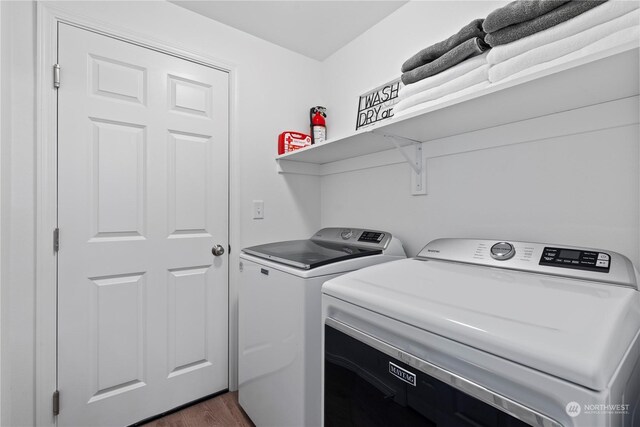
xmin=539 ymin=247 xmax=610 ymax=272
xmin=312 ymin=227 xmax=392 ymax=250
xmin=340 ymin=230 xmax=354 ymax=240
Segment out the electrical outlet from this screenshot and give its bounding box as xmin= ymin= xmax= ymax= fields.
xmin=253 ymin=200 xmax=264 ymax=219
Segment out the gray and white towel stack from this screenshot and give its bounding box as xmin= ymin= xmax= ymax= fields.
xmin=485 ymin=0 xmax=640 ymax=83
xmin=394 ymin=19 xmax=491 ymax=116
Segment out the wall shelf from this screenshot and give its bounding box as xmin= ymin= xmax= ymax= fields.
xmin=276 ymin=42 xmax=639 ymax=172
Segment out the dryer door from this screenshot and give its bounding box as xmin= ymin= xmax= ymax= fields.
xmin=324 ymin=323 xmax=558 ymax=427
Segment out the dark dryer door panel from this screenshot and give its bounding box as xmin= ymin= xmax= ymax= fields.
xmin=324 ymin=325 xmax=531 ymax=427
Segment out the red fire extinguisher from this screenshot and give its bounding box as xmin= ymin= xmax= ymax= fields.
xmin=310 ymin=106 xmax=327 ymax=144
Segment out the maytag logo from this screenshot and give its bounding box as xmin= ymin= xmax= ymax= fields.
xmin=427 ymin=249 xmax=440 ymax=253
xmin=389 ymin=362 xmax=416 ymax=386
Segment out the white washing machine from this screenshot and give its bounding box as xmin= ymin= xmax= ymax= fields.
xmin=322 ymin=238 xmax=640 ymax=427
xmin=238 ymin=227 xmax=405 ymax=427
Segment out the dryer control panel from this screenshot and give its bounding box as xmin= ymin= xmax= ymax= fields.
xmin=539 ymin=247 xmax=610 ymax=272
xmin=417 ymin=238 xmax=638 ymax=289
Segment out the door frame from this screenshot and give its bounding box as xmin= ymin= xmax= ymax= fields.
xmin=35 ymin=4 xmax=239 ymax=426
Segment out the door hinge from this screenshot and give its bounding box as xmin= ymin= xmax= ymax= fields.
xmin=52 ymin=390 xmax=60 ymax=416
xmin=53 ymin=64 xmax=60 ymax=88
xmin=53 ymin=228 xmax=60 ymax=252
xmin=228 ymin=244 xmax=231 ymax=255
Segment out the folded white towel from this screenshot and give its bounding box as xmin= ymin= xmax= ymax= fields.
xmin=394 ymin=64 xmax=489 ymax=113
xmin=497 ymin=25 xmax=640 ymax=84
xmin=489 ymin=9 xmax=640 ymax=83
xmin=393 ymin=81 xmax=491 ymax=118
xmin=398 ymin=52 xmax=489 ymax=99
xmin=487 ymin=0 xmax=639 ymax=65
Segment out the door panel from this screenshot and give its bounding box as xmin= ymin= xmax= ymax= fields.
xmin=57 ymin=23 xmax=229 ymax=426
xmin=91 ymin=118 xmax=146 ymax=239
xmin=89 ymin=273 xmax=146 ymax=403
xmin=168 ymin=131 xmax=213 ymax=236
xmin=167 ymin=266 xmax=210 ymax=376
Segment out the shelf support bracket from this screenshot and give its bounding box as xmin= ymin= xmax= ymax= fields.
xmin=372 ymin=132 xmax=427 ymax=195
xmin=384 ymin=134 xmax=422 ymax=174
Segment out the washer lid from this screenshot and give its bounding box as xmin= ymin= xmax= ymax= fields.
xmin=322 ymin=257 xmax=640 ymax=391
xmin=242 ymin=239 xmax=382 ymax=270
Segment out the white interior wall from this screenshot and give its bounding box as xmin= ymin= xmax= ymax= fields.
xmin=322 ymin=0 xmax=507 ymax=140
xmin=0 ymin=3 xmax=4 ymax=424
xmin=1 ymin=2 xmax=37 ymax=426
xmin=0 ymin=1 xmax=322 ymax=425
xmin=321 ymin=107 xmax=640 ymax=258
xmin=319 ymin=1 xmax=640 ymax=264
xmin=0 ymin=2 xmax=4 ymax=425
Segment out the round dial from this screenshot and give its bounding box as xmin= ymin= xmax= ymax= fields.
xmin=341 ymin=229 xmax=353 ymax=240
xmin=490 ymin=242 xmax=515 ymax=260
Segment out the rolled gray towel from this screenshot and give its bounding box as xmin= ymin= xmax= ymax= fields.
xmin=401 ymin=19 xmax=486 ymax=73
xmin=486 ymin=0 xmax=608 ymax=46
xmin=483 ymin=0 xmax=571 ymax=33
xmin=401 ymin=37 xmax=490 ymax=85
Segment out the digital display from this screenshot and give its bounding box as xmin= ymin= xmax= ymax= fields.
xmin=559 ymin=249 xmax=580 ymax=260
xmin=539 ymin=247 xmax=609 ymax=273
xmin=359 ymin=232 xmax=383 ymax=242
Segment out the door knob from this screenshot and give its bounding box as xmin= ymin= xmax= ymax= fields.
xmin=212 ymin=245 xmax=225 ymax=257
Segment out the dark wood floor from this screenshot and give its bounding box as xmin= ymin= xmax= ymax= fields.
xmin=143 ymin=392 xmax=255 ymax=427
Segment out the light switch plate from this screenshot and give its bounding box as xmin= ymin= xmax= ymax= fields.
xmin=253 ymin=200 xmax=264 ymax=219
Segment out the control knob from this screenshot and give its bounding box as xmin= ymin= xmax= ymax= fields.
xmin=341 ymin=229 xmax=354 ymax=240
xmin=490 ymin=242 xmax=515 ymax=261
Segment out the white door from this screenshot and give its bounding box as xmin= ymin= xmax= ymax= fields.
xmin=57 ymin=23 xmax=229 ymax=426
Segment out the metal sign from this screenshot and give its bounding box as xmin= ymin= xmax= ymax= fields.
xmin=356 ymin=78 xmax=402 ymax=130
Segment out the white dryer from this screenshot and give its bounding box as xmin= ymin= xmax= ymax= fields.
xmin=238 ymin=227 xmax=405 ymax=427
xmin=322 ymin=238 xmax=640 ymax=427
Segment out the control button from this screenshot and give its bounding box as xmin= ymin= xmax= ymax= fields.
xmin=341 ymin=230 xmax=353 ymax=240
xmin=598 ymin=253 xmax=610 ymax=261
xmin=490 ymin=242 xmax=515 ymax=261
xmin=596 ymin=260 xmax=609 ymax=268
xmin=543 ymin=256 xmax=554 ymax=261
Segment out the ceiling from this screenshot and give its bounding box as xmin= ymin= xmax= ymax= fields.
xmin=170 ymin=1 xmax=408 ymax=61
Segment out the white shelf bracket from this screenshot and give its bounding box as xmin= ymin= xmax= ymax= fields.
xmin=373 ymin=132 xmax=427 ymax=195
xmin=386 ymin=135 xmax=422 ymax=174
